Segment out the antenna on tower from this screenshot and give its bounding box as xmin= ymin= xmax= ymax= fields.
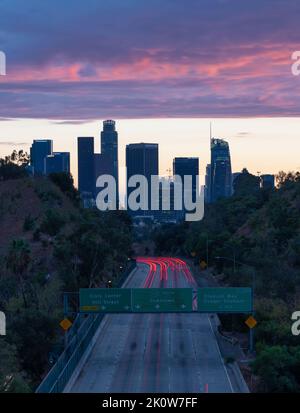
xmin=210 ymin=121 xmax=212 ymax=141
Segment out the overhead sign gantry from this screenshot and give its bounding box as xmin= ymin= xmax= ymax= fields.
xmin=78 ymin=287 xmax=252 ymax=314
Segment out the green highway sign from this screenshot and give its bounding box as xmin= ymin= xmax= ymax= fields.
xmin=79 ymin=287 xmax=251 ymax=314
xmin=198 ymin=287 xmax=253 ymax=313
xmin=132 ymin=288 xmax=193 ymax=312
xmin=79 ymin=288 xmax=132 ymax=312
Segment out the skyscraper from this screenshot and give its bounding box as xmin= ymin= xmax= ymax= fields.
xmin=126 ymin=143 xmax=159 ymax=217
xmin=173 ymin=157 xmax=199 ymax=220
xmin=210 ymin=138 xmax=232 ymax=203
xmin=45 ymin=152 xmax=70 ymax=175
xmin=94 ymin=153 xmax=112 ymax=197
xmin=100 ymin=120 xmax=119 ymax=207
xmin=261 ymin=174 xmax=275 ymax=190
xmin=30 ymin=139 xmax=53 ymax=175
xmin=77 ymin=137 xmax=95 ymax=197
xmin=204 ymin=164 xmax=211 ymax=203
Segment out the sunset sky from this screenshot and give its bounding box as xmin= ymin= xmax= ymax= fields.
xmin=0 ymin=0 xmax=300 ymax=193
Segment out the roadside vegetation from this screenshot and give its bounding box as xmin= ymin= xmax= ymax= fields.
xmin=0 ymin=152 xmax=133 ymax=392
xmin=152 ymin=169 xmax=300 ymax=392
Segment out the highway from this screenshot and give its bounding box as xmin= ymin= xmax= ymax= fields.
xmin=66 ymin=257 xmax=234 ymax=393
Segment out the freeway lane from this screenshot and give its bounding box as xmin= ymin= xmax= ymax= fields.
xmin=67 ymin=257 xmax=234 ymax=393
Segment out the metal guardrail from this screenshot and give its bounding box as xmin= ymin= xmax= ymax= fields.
xmin=217 ymin=328 xmax=239 ymax=345
xmin=50 ymin=314 xmax=103 ymax=393
xmin=36 ymin=261 xmax=136 ymax=393
xmin=36 ymin=313 xmax=103 ymax=393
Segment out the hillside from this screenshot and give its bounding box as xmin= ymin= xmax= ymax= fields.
xmin=0 ymin=177 xmax=79 ymax=257
xmin=0 ymin=174 xmax=133 ymax=392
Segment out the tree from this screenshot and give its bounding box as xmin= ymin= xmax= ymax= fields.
xmin=40 ymin=209 xmax=66 ymax=236
xmin=54 ymin=209 xmax=133 ymax=290
xmin=0 ymin=150 xmax=29 ymax=180
xmin=6 ymin=240 xmax=31 ymax=308
xmin=276 ymin=171 xmax=300 ymax=188
xmin=9 ymin=150 xmax=30 ymax=167
xmin=8 ymin=310 xmax=57 ymax=383
xmin=233 ymin=168 xmax=261 ymax=196
xmin=49 ymin=172 xmax=79 ymax=204
xmin=252 ymin=346 xmax=300 ymax=392
xmin=0 ymin=340 xmax=30 ymax=393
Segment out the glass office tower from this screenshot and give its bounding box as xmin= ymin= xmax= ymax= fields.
xmin=210 ymin=138 xmax=232 ymax=203
xmin=30 ymin=139 xmax=53 ymax=175
xmin=77 ymin=137 xmax=95 ymax=197
xmin=126 ymin=143 xmax=159 ymax=217
xmin=45 ymin=152 xmax=70 ymax=175
xmin=173 ymin=157 xmax=199 ymax=220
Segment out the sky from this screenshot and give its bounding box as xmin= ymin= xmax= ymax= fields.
xmin=0 ymin=0 xmax=300 ymax=193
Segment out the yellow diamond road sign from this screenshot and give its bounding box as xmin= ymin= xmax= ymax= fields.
xmin=60 ymin=318 xmax=72 ymax=331
xmin=245 ymin=316 xmax=257 ymax=329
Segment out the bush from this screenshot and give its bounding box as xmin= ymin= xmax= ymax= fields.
xmin=49 ymin=172 xmax=80 ymax=205
xmin=252 ymin=345 xmax=300 ymax=392
xmin=23 ymin=215 xmax=35 ymax=232
xmin=32 ymin=228 xmax=41 ymax=242
xmin=7 ymin=310 xmax=57 ymax=383
xmin=40 ymin=210 xmax=66 ymax=236
xmin=35 ymin=188 xmax=62 ymax=204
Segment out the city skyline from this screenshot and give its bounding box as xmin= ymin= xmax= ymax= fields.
xmin=1 ymin=1 xmax=300 ymax=197
xmin=1 ymin=1 xmax=300 ymax=396
xmin=26 ymin=119 xmax=276 ymax=217
xmin=1 ymin=117 xmax=299 ymax=197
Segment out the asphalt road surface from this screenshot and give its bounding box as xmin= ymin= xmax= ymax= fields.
xmin=67 ymin=257 xmax=234 ymax=393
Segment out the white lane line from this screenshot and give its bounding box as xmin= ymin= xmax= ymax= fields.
xmin=66 ymin=263 xmax=148 ymax=392
xmin=207 ymin=314 xmax=234 ymax=393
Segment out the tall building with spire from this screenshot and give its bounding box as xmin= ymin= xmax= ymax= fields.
xmin=100 ymin=120 xmax=119 ymax=207
xmin=210 ymin=138 xmax=232 ymax=202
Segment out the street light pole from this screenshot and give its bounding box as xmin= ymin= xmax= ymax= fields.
xmin=249 ymin=267 xmax=256 ymax=354
xmin=223 ymin=243 xmax=236 ymax=274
